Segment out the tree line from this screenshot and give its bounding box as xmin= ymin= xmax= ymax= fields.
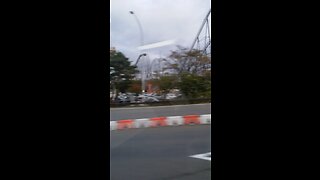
xmin=110 ymin=46 xmax=212 ymax=100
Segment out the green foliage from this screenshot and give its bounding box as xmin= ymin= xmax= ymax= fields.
xmin=166 ymin=46 xmax=211 ymax=75
xmin=159 ymin=46 xmax=212 ymax=99
xmin=178 ymin=73 xmax=211 ymax=99
xmin=110 ymin=50 xmax=138 ymax=93
xmin=158 ymin=75 xmax=178 ymax=93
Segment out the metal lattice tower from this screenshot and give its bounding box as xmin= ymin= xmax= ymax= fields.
xmin=190 ymin=9 xmax=211 ymax=56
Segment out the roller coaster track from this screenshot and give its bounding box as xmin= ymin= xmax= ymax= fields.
xmin=190 ymin=9 xmax=211 ymax=56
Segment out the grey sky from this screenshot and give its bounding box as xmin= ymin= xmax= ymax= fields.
xmin=110 ymin=0 xmax=211 ymax=65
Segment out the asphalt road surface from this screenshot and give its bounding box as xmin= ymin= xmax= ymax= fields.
xmin=110 ymin=125 xmax=211 ymax=180
xmin=110 ymin=103 xmax=211 ymax=121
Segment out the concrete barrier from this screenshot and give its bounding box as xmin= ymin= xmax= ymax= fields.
xmin=200 ymin=114 xmax=211 ymax=124
xmin=110 ymin=114 xmax=211 ymax=131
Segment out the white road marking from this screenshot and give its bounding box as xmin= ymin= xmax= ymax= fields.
xmin=110 ymin=103 xmax=211 ymax=111
xmin=189 ymin=152 xmax=211 ymax=161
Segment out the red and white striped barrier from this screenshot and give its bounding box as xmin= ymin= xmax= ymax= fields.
xmin=110 ymin=114 xmax=211 ymax=131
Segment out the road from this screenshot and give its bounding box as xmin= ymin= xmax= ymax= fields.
xmin=110 ymin=125 xmax=211 ymax=180
xmin=110 ymin=103 xmax=211 ymax=121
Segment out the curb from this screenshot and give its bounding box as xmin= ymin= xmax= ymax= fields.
xmin=110 ymin=114 xmax=211 ymax=131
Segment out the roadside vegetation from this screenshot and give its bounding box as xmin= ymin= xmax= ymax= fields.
xmin=110 ymin=46 xmax=212 ymax=106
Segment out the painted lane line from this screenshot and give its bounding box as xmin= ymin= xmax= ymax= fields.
xmin=189 ymin=152 xmax=211 ymax=161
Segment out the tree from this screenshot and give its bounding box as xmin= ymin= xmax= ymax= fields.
xmin=110 ymin=49 xmax=138 ymax=98
xmin=127 ymin=80 xmax=141 ymax=94
xmin=160 ymin=46 xmax=212 ymax=99
xmin=164 ymin=46 xmax=211 ymax=76
xmin=178 ymin=73 xmax=211 ymax=99
xmin=158 ymin=75 xmax=178 ymax=96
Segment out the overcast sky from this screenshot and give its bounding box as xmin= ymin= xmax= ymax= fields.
xmin=110 ymin=0 xmax=211 ymax=65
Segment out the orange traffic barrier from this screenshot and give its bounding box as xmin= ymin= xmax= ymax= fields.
xmin=183 ymin=115 xmax=200 ymax=125
xmin=150 ymin=117 xmax=167 ymax=127
xmin=117 ymin=120 xmax=134 ymax=130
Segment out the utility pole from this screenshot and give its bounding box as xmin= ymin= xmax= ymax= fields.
xmin=130 ymin=11 xmax=146 ymax=94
